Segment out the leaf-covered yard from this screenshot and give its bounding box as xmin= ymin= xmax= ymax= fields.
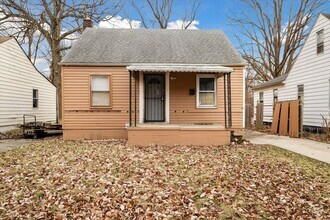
xmin=0 ymin=139 xmax=329 ymax=219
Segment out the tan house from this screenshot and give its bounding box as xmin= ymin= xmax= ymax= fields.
xmin=60 ymin=28 xmax=246 ymax=145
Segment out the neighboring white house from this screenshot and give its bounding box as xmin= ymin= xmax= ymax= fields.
xmin=0 ymin=37 xmax=56 ymax=132
xmin=253 ymin=13 xmax=330 ymax=132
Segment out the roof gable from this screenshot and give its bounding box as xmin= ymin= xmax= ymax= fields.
xmin=61 ymin=28 xmax=245 ymax=66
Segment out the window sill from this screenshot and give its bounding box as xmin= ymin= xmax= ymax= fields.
xmin=196 ymin=106 xmax=217 ymax=109
xmin=90 ymin=106 xmax=112 ymax=109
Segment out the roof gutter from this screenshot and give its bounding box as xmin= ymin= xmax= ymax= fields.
xmin=59 ymin=62 xmax=247 ymax=67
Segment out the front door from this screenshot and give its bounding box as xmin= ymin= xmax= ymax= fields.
xmin=144 ymin=74 xmax=165 ymax=122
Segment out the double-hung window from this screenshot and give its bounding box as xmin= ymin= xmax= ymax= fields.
xmin=33 ymin=89 xmax=38 ymax=108
xmin=317 ymin=29 xmax=324 ymax=54
xmin=91 ymin=75 xmax=111 ymax=107
xmin=197 ymin=74 xmax=217 ymax=108
xmin=273 ymin=89 xmax=278 ymax=103
xmin=259 ymin=92 xmax=264 ymax=104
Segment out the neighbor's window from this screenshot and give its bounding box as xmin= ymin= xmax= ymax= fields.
xmin=298 ymin=85 xmax=304 ymax=101
xmin=33 ymin=89 xmax=38 ymax=108
xmin=273 ymin=89 xmax=278 ymax=103
xmin=317 ymin=29 xmax=324 ymax=54
xmin=197 ymin=75 xmax=216 ymax=107
xmin=91 ymin=75 xmax=110 ymax=107
xmin=259 ymin=92 xmax=264 ymax=104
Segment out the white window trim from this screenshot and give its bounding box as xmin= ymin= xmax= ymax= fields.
xmin=90 ymin=74 xmax=111 ymax=108
xmin=196 ymin=74 xmax=217 ymax=108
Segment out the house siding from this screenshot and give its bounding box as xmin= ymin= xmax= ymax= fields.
xmin=254 ymin=14 xmax=330 ymax=127
xmin=0 ymin=39 xmax=56 ymax=131
xmin=62 ymin=66 xmax=244 ymax=140
xmin=170 ymin=67 xmax=243 ymax=129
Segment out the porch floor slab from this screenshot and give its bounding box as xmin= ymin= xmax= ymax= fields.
xmin=128 ymin=124 xmax=230 ymax=146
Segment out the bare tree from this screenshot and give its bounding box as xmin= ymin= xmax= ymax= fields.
xmin=0 ymin=0 xmax=122 ymax=122
xmin=129 ymin=0 xmax=201 ymax=29
xmin=229 ymin=0 xmax=325 ymax=82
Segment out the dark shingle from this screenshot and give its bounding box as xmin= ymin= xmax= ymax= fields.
xmin=322 ymin=13 xmax=330 ymax=19
xmin=61 ymin=28 xmax=245 ymax=65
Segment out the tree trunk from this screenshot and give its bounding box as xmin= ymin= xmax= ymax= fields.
xmin=50 ymin=39 xmax=62 ymax=123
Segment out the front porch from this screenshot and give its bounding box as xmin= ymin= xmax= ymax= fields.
xmin=127 ymin=123 xmax=231 ymax=146
xmin=126 ymin=64 xmax=235 ymax=146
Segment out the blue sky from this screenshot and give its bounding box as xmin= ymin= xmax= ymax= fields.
xmin=30 ymin=0 xmax=330 ymax=76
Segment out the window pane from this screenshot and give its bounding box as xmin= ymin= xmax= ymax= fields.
xmin=317 ymin=30 xmax=324 ymax=44
xmin=92 ymin=92 xmax=110 ymax=106
xmin=199 ymin=92 xmax=215 ymax=106
xmin=92 ymin=76 xmax=109 ymax=91
xmin=199 ymin=78 xmax=215 ymax=91
xmin=33 ymin=99 xmax=38 ymax=108
xmin=33 ymin=89 xmax=38 ymax=98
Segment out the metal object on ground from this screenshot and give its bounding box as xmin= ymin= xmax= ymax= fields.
xmin=22 ymin=114 xmax=62 ymax=139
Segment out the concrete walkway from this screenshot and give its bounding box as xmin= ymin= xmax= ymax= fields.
xmin=244 ymin=130 xmax=330 ymax=164
xmin=0 ymin=139 xmax=37 ymax=153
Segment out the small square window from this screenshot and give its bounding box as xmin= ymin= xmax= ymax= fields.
xmin=317 ymin=30 xmax=324 ymax=54
xmin=33 ymin=89 xmax=38 ymax=108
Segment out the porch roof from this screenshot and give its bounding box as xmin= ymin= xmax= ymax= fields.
xmin=127 ymin=64 xmax=234 ymax=73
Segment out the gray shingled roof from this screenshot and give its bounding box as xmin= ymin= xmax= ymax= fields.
xmin=254 ymin=74 xmax=288 ymax=90
xmin=61 ymin=28 xmax=245 ymax=66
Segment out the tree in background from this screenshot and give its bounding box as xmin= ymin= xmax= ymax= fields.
xmin=229 ymin=0 xmax=325 ymax=82
xmin=128 ymin=0 xmax=201 ymax=29
xmin=0 ymin=0 xmax=122 ymax=122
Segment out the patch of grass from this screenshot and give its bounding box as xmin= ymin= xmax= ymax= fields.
xmin=3 ymin=128 xmax=22 ymax=135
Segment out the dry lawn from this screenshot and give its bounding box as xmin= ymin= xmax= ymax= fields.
xmin=0 ymin=139 xmax=329 ymax=219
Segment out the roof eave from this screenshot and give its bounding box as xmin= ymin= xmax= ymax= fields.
xmin=59 ymin=62 xmax=247 ymax=67
xmin=253 ymin=81 xmax=285 ymax=90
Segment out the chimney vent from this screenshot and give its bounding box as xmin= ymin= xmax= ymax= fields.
xmin=83 ymin=17 xmax=93 ymax=30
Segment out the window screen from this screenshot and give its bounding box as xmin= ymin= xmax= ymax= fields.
xmin=91 ymin=75 xmax=110 ymax=107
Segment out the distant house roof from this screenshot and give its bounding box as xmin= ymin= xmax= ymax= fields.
xmin=322 ymin=13 xmax=330 ymax=19
xmin=0 ymin=36 xmax=13 ymax=44
xmin=61 ymin=28 xmax=245 ymax=66
xmin=254 ymin=74 xmax=288 ymax=90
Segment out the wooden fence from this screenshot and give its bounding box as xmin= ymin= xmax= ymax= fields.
xmin=271 ymin=100 xmax=300 ymax=138
xmin=256 ymin=103 xmax=264 ymax=130
xmin=245 ymin=103 xmax=254 ymax=129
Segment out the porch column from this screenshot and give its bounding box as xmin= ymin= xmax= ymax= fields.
xmin=224 ymin=73 xmax=227 ymax=128
xmin=227 ymin=72 xmax=232 ymax=128
xmin=134 ymin=71 xmax=137 ymax=127
xmin=129 ymin=70 xmax=132 ymax=127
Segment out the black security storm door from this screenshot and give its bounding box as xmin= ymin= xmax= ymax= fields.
xmin=144 ymin=74 xmax=165 ymax=122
